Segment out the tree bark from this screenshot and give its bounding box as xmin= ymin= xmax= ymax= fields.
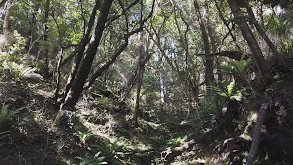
xmin=132 ymin=42 xmax=144 ymax=127
xmin=61 ymin=0 xmax=101 ymax=102
xmin=0 ymin=0 xmax=8 ymax=8
xmin=158 ymin=51 xmax=168 ymax=104
xmin=205 ymin=0 xmax=222 ymax=81
xmin=246 ymin=103 xmax=268 ymax=165
xmin=26 ymin=4 xmax=39 ymax=54
xmin=3 ymin=0 xmax=12 ymax=35
xmin=61 ymin=0 xmax=114 ymax=110
xmin=214 ymin=0 xmax=242 ymax=51
xmin=194 ymin=0 xmax=214 ymax=86
xmin=244 ymin=0 xmax=287 ymax=66
xmin=132 ymin=1 xmax=145 ymax=127
xmin=226 ymin=0 xmax=271 ymax=85
xmin=42 ymin=0 xmax=50 ymax=79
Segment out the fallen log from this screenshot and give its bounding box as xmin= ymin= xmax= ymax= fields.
xmin=164 ymin=139 xmax=196 ymax=165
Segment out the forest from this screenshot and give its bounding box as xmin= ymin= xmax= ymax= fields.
xmin=0 ymin=0 xmax=293 ymax=164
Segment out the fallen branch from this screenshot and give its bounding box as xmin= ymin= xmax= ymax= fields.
xmin=164 ymin=139 xmax=196 ymax=165
xmin=246 ymin=102 xmax=268 ymax=165
xmin=195 ymin=51 xmax=251 ymax=61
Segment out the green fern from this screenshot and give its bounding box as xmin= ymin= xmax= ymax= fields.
xmin=279 ymin=39 xmax=293 ymax=56
xmin=265 ymin=15 xmax=291 ymax=36
xmin=0 ymin=105 xmax=25 ymax=131
xmin=74 ymin=130 xmax=93 ymax=144
xmin=77 ymin=152 xmax=108 ymax=165
xmin=219 ymin=54 xmax=252 ymax=82
xmin=93 ymin=138 xmax=126 ymax=165
xmin=2 ymin=61 xmax=43 ymax=80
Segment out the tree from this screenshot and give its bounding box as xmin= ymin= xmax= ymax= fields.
xmin=194 ymin=0 xmax=214 ymax=87
xmin=226 ymin=0 xmax=271 ymax=85
xmin=244 ymin=0 xmax=287 ymax=66
xmin=61 ymin=0 xmax=114 ymax=110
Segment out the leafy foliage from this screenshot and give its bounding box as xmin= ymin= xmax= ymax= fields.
xmin=94 ymin=138 xmax=126 ymax=165
xmin=219 ymin=55 xmax=253 ymax=83
xmin=1 ymin=61 xmax=43 ymax=80
xmin=0 ymin=105 xmax=24 ymax=131
xmin=77 ymin=152 xmax=108 ymax=165
xmin=74 ymin=129 xmax=93 ymax=144
xmin=279 ymin=39 xmax=293 ymax=56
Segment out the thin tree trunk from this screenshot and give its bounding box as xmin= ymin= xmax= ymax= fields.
xmin=246 ymin=103 xmax=268 ymax=165
xmin=26 ymin=5 xmax=38 ymax=54
xmin=121 ymin=51 xmax=152 ymax=102
xmin=214 ymin=0 xmax=242 ymax=51
xmin=61 ymin=0 xmax=114 ymax=110
xmin=3 ymin=0 xmax=12 ymax=35
xmin=150 ymin=33 xmax=199 ymax=100
xmin=158 ymin=51 xmax=168 ymax=104
xmin=227 ymin=0 xmax=271 ymax=85
xmin=194 ymin=0 xmax=214 ymax=86
xmin=54 ymin=49 xmax=63 ymax=101
xmin=132 ymin=1 xmax=145 ymax=127
xmin=205 ymin=0 xmax=222 ymax=81
xmin=244 ymin=0 xmax=287 ymax=66
xmin=258 ymin=1 xmax=264 ymax=27
xmin=132 ymin=43 xmax=144 ymax=127
xmin=42 ymin=0 xmax=50 ymax=79
xmin=83 ymin=42 xmax=128 ymax=90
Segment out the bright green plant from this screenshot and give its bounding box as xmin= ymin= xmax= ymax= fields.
xmin=74 ymin=129 xmax=93 ymax=144
xmin=208 ymin=81 xmax=243 ymax=118
xmin=166 ymin=135 xmax=188 ymax=148
xmin=77 ymin=152 xmax=108 ymax=165
xmin=94 ymin=138 xmax=126 ymax=165
xmin=219 ymin=81 xmax=243 ymax=102
xmin=219 ymin=55 xmax=252 ymax=83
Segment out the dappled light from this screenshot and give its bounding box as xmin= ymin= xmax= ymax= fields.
xmin=1 ymin=0 xmax=293 ymax=164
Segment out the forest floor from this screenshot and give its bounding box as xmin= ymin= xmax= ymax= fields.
xmin=0 ymin=81 xmax=213 ymax=165
xmin=1 ymin=61 xmax=293 ymax=165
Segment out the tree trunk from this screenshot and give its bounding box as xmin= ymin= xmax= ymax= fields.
xmin=132 ymin=1 xmax=145 ymax=127
xmin=61 ymin=0 xmax=101 ymax=103
xmin=214 ymin=0 xmax=242 ymax=51
xmin=132 ymin=42 xmax=144 ymax=127
xmin=158 ymin=51 xmax=168 ymax=104
xmin=246 ymin=103 xmax=268 ymax=165
xmin=244 ymin=0 xmax=287 ymax=66
xmin=3 ymin=0 xmax=12 ymax=35
xmin=61 ymin=0 xmax=113 ymax=110
xmin=0 ymin=0 xmax=8 ymax=8
xmin=42 ymin=0 xmax=50 ymax=79
xmin=227 ymin=0 xmax=271 ymax=85
xmin=26 ymin=5 xmax=38 ymax=54
xmin=205 ymin=0 xmax=222 ymax=81
xmin=194 ymin=0 xmax=214 ymax=86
